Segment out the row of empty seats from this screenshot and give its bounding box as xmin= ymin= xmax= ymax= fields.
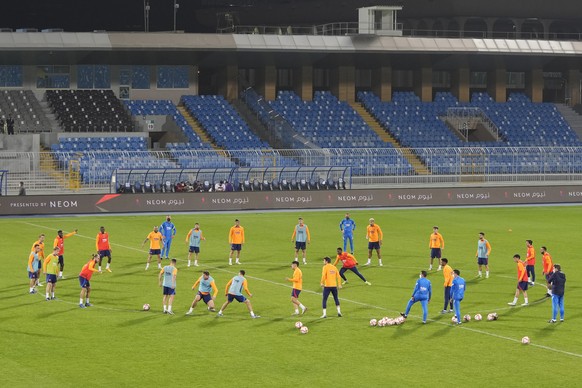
xmin=47 ymin=89 xmax=134 ymax=132
xmin=0 ymin=90 xmax=51 ymax=132
xmin=51 ymin=136 xmax=178 ymax=183
xmin=124 ymin=99 xmax=212 ymax=150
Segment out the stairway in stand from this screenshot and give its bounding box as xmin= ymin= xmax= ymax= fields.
xmin=350 ymin=102 xmax=430 ymax=175
xmin=177 ymin=106 xmax=222 ymax=150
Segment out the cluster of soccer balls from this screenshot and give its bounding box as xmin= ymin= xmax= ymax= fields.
xmin=369 ymin=316 xmax=406 ymax=327
xmin=451 ymin=312 xmax=499 ymax=323
xmin=295 ymin=321 xmax=309 ymax=334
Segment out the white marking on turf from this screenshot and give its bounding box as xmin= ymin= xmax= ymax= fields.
xmin=20 ymin=220 xmax=581 ymax=358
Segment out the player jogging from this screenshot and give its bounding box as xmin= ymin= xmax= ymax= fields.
xmin=186 ymin=223 xmax=205 ymax=267
xmin=160 ymin=215 xmax=176 ymax=260
xmin=159 ymin=259 xmax=178 ymax=314
xmin=43 ymin=247 xmax=61 ymax=301
xmin=508 ymin=254 xmax=529 ymax=306
xmin=96 ymin=226 xmax=113 ymax=272
xmin=364 ymin=218 xmax=383 ymax=266
xmin=339 ymin=212 xmax=356 ymax=254
xmin=291 ymin=217 xmax=310 ymax=265
xmin=401 ymin=271 xmax=432 ymax=324
xmin=450 ymin=269 xmax=466 ymax=325
xmin=541 ymin=246 xmax=553 ymax=297
xmin=27 ymin=244 xmax=41 ymax=294
xmin=429 ymin=226 xmax=444 ymax=271
xmin=142 ymin=226 xmax=164 ymax=270
xmin=320 ymin=256 xmax=342 ymax=318
xmin=525 ymin=240 xmax=536 ymax=285
xmin=476 ymin=232 xmax=491 ymax=278
xmin=79 ymin=253 xmax=101 ymax=308
xmin=186 ymin=271 xmax=218 ymax=315
xmin=217 ymin=270 xmax=260 ymax=318
xmin=286 ymin=261 xmax=307 ymax=315
xmin=228 ymin=219 xmax=245 ymax=266
xmin=334 ymin=248 xmax=371 ymax=286
xmin=53 ymin=229 xmax=78 ymax=279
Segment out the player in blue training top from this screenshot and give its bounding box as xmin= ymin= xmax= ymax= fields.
xmin=339 ymin=212 xmax=356 ymax=254
xmin=450 ymin=269 xmax=466 ymax=325
xmin=401 ymin=270 xmax=432 ymax=323
xmin=160 ymin=215 xmax=177 ymax=260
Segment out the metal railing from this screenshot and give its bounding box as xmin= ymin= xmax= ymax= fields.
xmin=218 ymin=22 xmax=582 ymax=42
xmin=3 ymin=147 xmax=582 ymax=195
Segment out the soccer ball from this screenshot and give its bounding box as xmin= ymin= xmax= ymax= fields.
xmin=451 ymin=315 xmax=458 ymax=323
xmin=521 ymin=336 xmax=530 ymax=345
xmin=474 ymin=314 xmax=482 ymax=321
xmin=395 ymin=316 xmax=405 ymax=325
xmin=487 ymin=312 xmax=499 ymax=321
xmin=369 ymin=319 xmax=377 ymax=327
xmin=142 ymin=303 xmax=150 ymax=311
xmin=300 ymin=326 xmax=309 ymax=334
xmin=463 ymin=314 xmax=471 ymax=322
xmin=378 ymin=318 xmax=387 ymax=327
xmin=386 ymin=319 xmax=395 ymax=326
xmin=295 ymin=321 xmax=303 ymax=329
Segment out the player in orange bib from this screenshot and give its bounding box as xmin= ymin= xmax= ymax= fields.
xmin=96 ymin=226 xmax=113 ymax=272
xmin=78 ymin=253 xmax=101 ymax=308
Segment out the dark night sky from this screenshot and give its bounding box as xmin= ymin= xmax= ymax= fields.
xmin=1 ymin=0 xmax=580 ymax=33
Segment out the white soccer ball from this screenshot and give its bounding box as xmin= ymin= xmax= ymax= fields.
xmin=369 ymin=319 xmax=378 ymax=327
xmin=300 ymin=326 xmax=309 ymax=334
xmin=395 ymin=316 xmax=405 ymax=325
xmin=378 ymin=318 xmax=386 ymax=327
xmin=487 ymin=312 xmax=498 ymax=321
xmin=295 ymin=321 xmax=303 ymax=329
xmin=474 ymin=313 xmax=482 ymax=321
xmin=463 ymin=314 xmax=471 ymax=322
xmin=521 ymin=336 xmax=530 ymax=345
xmin=142 ymin=303 xmax=150 ymax=311
xmin=451 ymin=315 xmax=458 ymax=323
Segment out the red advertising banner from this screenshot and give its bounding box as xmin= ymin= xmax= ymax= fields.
xmin=1 ymin=185 xmax=582 ymax=216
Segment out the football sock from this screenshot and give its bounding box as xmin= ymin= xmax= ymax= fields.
xmin=86 ymin=298 xmax=90 ymax=303
xmin=46 ymin=293 xmax=49 ymax=299
xmin=168 ymin=305 xmax=172 ymax=312
xmin=187 ymin=308 xmax=193 ymax=313
xmin=163 ymin=305 xmax=167 ymax=312
xmin=79 ymin=298 xmax=84 ymax=305
xmin=294 ymin=309 xmax=299 ymax=314
xmin=336 ymin=306 xmax=341 ymax=314
xmin=51 ymin=292 xmax=55 ymax=298
xmin=322 ymin=308 xmax=327 ymax=316
xmin=512 ymin=297 xmax=518 ymax=304
xmin=524 ymin=298 xmax=528 ymax=304
xmin=299 ymin=303 xmax=305 ymax=310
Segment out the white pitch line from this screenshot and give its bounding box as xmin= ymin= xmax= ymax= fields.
xmin=19 ymin=221 xmax=581 ymax=359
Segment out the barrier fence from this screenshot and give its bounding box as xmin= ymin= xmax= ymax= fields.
xmin=2 ymin=147 xmax=582 ymax=195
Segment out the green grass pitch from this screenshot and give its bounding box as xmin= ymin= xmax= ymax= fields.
xmin=2 ymin=206 xmax=581 ymax=386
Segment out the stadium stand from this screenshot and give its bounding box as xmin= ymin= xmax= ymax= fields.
xmin=0 ymin=90 xmax=51 ymax=132
xmin=46 ymin=90 xmax=134 ymax=132
xmin=358 ymin=91 xmax=582 ymax=174
xmin=180 ymin=95 xmax=300 ymax=168
xmin=268 ymin=90 xmax=413 ymax=175
xmin=51 ymin=136 xmax=178 ymax=184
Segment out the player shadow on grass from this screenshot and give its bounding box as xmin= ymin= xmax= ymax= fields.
xmin=0 ymin=284 xmax=28 ymax=294
xmin=116 ymin=313 xmax=169 ymax=327
xmin=36 ymin=308 xmax=76 ymax=319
